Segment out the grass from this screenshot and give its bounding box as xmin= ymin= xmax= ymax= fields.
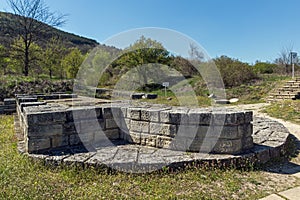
xmin=263 ymin=100 xmax=300 ymax=125
xmin=137 ymin=74 xmax=290 ymax=107
xmin=1 ymin=115 xmax=300 ymax=199
xmin=226 ymin=74 xmax=290 ymax=104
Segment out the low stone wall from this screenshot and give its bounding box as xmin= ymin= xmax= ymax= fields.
xmin=16 ymin=95 xmax=254 ymax=155
xmin=0 ymin=98 xmax=16 ymax=114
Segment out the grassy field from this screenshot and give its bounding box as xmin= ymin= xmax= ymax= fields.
xmin=1 ymin=115 xmax=300 ymax=199
xmin=138 ymin=74 xmax=290 ymax=107
xmin=263 ymin=100 xmax=300 ymax=125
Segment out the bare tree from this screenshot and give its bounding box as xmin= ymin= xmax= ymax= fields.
xmin=275 ymin=46 xmax=293 ymax=74
xmin=6 ymin=0 xmax=66 ymax=76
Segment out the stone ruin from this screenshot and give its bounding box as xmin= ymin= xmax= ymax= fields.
xmin=13 ymin=94 xmax=293 ymax=171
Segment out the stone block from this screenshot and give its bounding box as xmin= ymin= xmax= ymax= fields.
xmin=52 ymin=111 xmax=66 ymax=123
xmin=188 ymin=138 xmax=214 ymax=152
xmin=20 ymin=102 xmax=47 ymax=112
xmin=120 ymin=107 xmax=127 ymax=118
xmin=126 ymin=132 xmax=141 ymax=144
xmin=238 ymin=123 xmax=253 ymax=138
xmin=79 ymin=119 xmax=104 ymax=133
xmin=149 ymin=123 xmax=177 ymax=137
xmin=68 ymin=107 xmax=101 ymax=122
xmin=63 ymin=122 xmax=77 ymax=135
xmin=242 ymin=136 xmax=254 ymax=150
xmin=4 ymin=98 xmax=16 ymax=105
xmin=59 ymin=94 xmax=78 ymax=99
xmin=26 ymin=112 xmax=53 ymax=126
xmin=78 ymin=131 xmax=95 ymax=144
xmin=189 ymin=111 xmax=212 ymax=125
xmin=131 ymin=93 xmax=144 ymax=99
xmin=145 ymin=94 xmax=158 ymax=99
xmin=94 ymin=131 xmax=110 ymax=145
xmin=213 ymin=112 xmax=244 ymax=125
xmin=51 ymin=135 xmax=69 ymax=148
xmin=252 ymin=145 xmax=270 ymax=164
xmin=105 ymin=119 xmax=118 ymax=129
xmin=117 ymin=118 xmax=130 ymax=132
xmin=104 ymin=129 xmax=120 ymax=140
xmin=27 ymin=124 xmax=63 ymax=137
xmin=177 ymin=125 xmax=199 ymax=138
xmin=245 ymin=111 xmax=253 ymax=123
xmin=69 ymin=134 xmax=82 ymax=146
xmin=141 ymin=108 xmax=163 ymax=122
xmin=212 ymin=139 xmax=243 ymax=154
xmin=26 ymin=137 xmax=51 ymax=153
xmin=130 ymin=120 xmax=149 ymax=133
xmin=127 ymin=108 xmax=141 ymax=120
xmin=156 ymin=136 xmax=172 ymax=148
xmin=214 ymin=125 xmax=241 ymax=139
xmin=140 ymin=133 xmax=156 ymax=147
xmin=160 ymin=110 xmax=186 ymax=124
xmin=18 ymin=97 xmax=38 ymax=104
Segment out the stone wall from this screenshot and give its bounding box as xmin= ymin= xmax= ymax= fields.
xmin=0 ymin=98 xmax=16 ymax=114
xmin=16 ymin=95 xmax=254 ymax=154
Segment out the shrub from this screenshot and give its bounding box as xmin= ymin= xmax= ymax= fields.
xmin=214 ymin=56 xmax=257 ymax=87
xmin=253 ymin=62 xmax=277 ymax=74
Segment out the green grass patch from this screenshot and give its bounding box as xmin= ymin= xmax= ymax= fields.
xmin=263 ymin=100 xmax=300 ymax=125
xmin=0 ymin=115 xmax=299 ymax=199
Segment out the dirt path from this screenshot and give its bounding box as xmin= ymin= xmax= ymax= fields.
xmin=231 ymin=103 xmax=300 ymax=140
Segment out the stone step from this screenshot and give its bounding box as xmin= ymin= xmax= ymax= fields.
xmin=277 ymin=88 xmax=300 ymax=92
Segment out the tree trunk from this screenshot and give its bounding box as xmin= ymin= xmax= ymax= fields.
xmin=49 ymin=68 xmax=52 ymax=79
xmin=24 ymin=45 xmax=29 ymax=76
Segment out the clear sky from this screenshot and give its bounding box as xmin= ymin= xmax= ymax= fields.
xmin=1 ymin=0 xmax=300 ymax=64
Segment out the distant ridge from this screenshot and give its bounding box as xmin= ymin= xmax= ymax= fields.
xmin=0 ymin=11 xmax=120 ymax=54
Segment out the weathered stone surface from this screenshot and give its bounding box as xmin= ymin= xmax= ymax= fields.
xmin=51 ymin=135 xmax=69 ymax=148
xmin=27 ymin=124 xmax=64 ymax=137
xmin=156 ymin=136 xmax=172 ymax=148
xmin=127 ymin=108 xmax=141 ymax=120
xmin=104 ymin=129 xmax=120 ymax=140
xmin=140 ymin=133 xmax=156 ymax=147
xmin=20 ymin=102 xmax=47 ymax=112
xmin=242 ymin=136 xmax=254 ymax=150
xmin=105 ymin=119 xmax=118 ymax=129
xmin=27 ymin=137 xmax=51 ymax=153
xmin=188 ymin=109 xmax=211 ymax=125
xmin=19 ymin=108 xmax=292 ymax=173
xmin=149 ymin=123 xmax=177 ymax=137
xmin=213 ymin=139 xmax=243 ymax=154
xmin=130 ymin=120 xmax=149 ymax=133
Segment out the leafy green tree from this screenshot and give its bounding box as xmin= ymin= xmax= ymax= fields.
xmin=113 ymin=36 xmax=171 ymax=85
xmin=9 ymin=37 xmax=42 ymax=75
xmin=43 ymin=37 xmax=66 ymax=79
xmin=0 ymin=44 xmax=8 ymax=74
xmin=62 ymin=48 xmax=84 ymax=79
xmin=6 ymin=0 xmax=66 ymax=76
xmin=253 ymin=62 xmax=278 ymax=74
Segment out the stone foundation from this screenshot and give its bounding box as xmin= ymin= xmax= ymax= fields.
xmin=16 ymin=95 xmax=254 ymax=155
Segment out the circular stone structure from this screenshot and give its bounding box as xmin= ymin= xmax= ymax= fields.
xmin=14 ymin=95 xmax=293 ymax=173
xmin=21 ymin=117 xmax=291 ymax=173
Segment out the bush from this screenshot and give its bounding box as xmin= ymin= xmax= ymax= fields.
xmin=214 ymin=56 xmax=257 ymax=87
xmin=253 ymin=62 xmax=277 ymax=74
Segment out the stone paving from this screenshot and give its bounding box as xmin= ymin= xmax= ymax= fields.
xmin=16 ymin=116 xmax=292 ymax=173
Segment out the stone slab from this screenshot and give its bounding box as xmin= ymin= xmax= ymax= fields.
xmin=259 ymin=194 xmax=285 ymax=200
xmin=279 ymin=186 xmax=300 ymax=200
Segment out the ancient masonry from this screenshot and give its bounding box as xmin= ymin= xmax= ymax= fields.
xmin=16 ymin=94 xmax=253 ymax=154
xmin=12 ymin=94 xmax=293 ymax=170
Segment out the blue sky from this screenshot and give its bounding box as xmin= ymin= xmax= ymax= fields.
xmin=1 ymin=0 xmax=300 ymax=63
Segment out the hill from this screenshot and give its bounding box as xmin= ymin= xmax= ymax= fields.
xmin=0 ymin=11 xmax=119 ymax=54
